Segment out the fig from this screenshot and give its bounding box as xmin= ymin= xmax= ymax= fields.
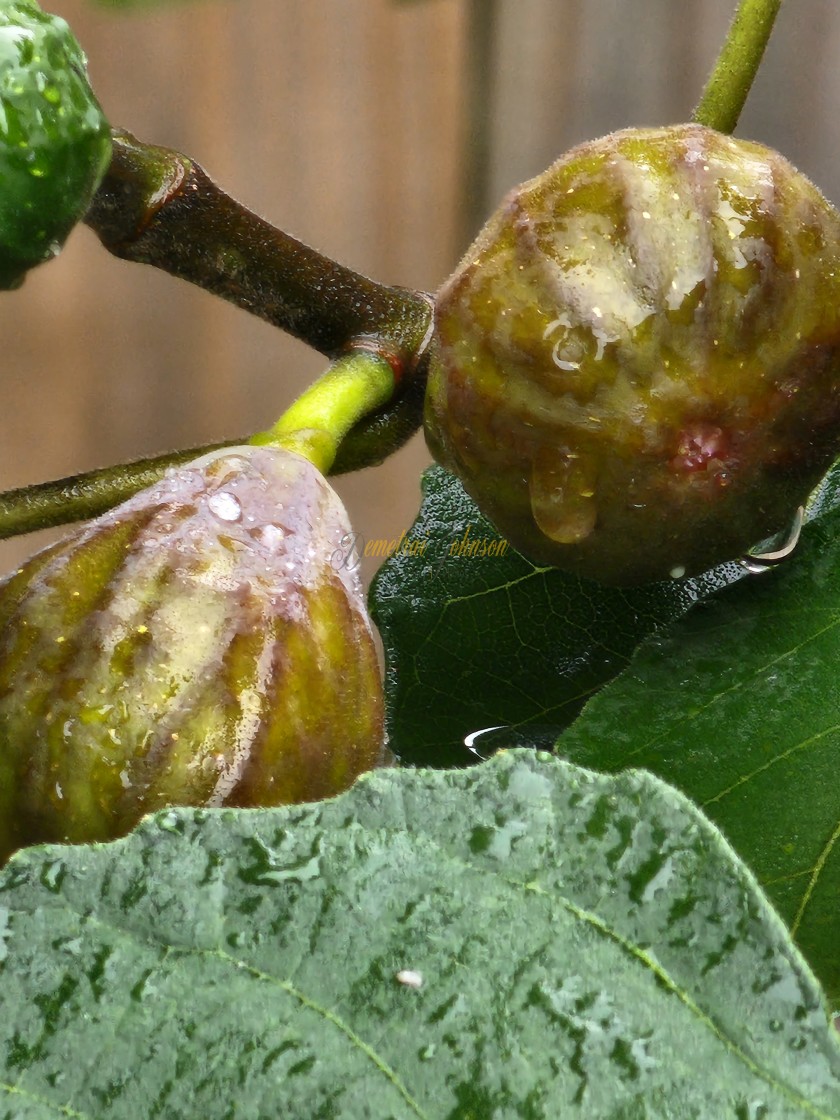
xmin=0 ymin=446 xmax=386 ymax=862
xmin=0 ymin=0 xmax=112 ymax=289
xmin=425 ymin=124 xmax=840 ymax=585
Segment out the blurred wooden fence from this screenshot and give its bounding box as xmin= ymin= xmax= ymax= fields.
xmin=2 ymin=0 xmax=839 ymax=580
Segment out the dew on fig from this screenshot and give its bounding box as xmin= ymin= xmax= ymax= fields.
xmin=530 ymin=451 xmax=598 ymax=545
xmin=256 ymin=523 xmax=286 ymax=550
xmin=395 ymin=969 xmax=424 ymax=989
xmin=425 ymin=123 xmax=840 ymax=584
xmin=207 ymin=491 xmax=242 ymax=522
xmin=0 ymin=446 xmax=387 ymax=862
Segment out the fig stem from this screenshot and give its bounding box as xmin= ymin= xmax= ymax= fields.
xmin=692 ymin=0 xmax=782 ymax=133
xmin=0 ymin=133 xmax=439 ymax=543
xmin=84 ymin=129 xmax=432 ymax=360
xmin=0 ymin=334 xmax=433 ymax=540
xmin=458 ymin=0 xmax=502 ymax=246
xmin=0 ymin=442 xmax=237 ymax=541
xmin=0 ymin=338 xmax=432 ymax=542
xmin=251 ymin=350 xmax=397 ymax=474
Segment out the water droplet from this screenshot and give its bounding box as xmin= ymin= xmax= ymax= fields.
xmin=472 ymin=819 xmax=528 ymax=862
xmin=530 ymin=450 xmax=597 ymax=544
xmin=463 ymin=725 xmax=507 ymax=760
xmin=395 ymin=969 xmax=423 ymax=989
xmin=207 ymin=491 xmax=242 ymax=522
xmin=257 ymin=523 xmax=286 ymax=550
xmin=736 ymin=1100 xmax=769 ymax=1120
xmin=40 ymin=859 xmax=66 ymax=894
xmin=741 ymin=506 xmax=804 ymax=574
xmin=462 ymin=724 xmax=559 ymax=760
xmin=157 ymin=810 xmax=184 ymax=834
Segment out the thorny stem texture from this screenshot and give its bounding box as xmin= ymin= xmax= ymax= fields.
xmin=692 ymin=0 xmax=783 ymax=134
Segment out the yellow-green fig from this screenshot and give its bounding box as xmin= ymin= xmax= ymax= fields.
xmin=0 ymin=446 xmax=386 ymax=862
xmin=425 ymin=124 xmax=840 ymax=585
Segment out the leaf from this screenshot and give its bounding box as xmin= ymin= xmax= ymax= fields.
xmin=371 ymin=466 xmax=749 ymax=768
xmin=1 ymin=751 xmax=839 ymax=1118
xmin=555 ymin=502 xmax=840 ymax=1007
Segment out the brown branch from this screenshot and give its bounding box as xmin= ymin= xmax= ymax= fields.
xmin=84 ymin=129 xmax=432 ymax=362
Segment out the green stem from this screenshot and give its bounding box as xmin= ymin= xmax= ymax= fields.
xmin=331 ymin=358 xmax=428 ymax=474
xmin=0 ymin=442 xmax=236 ymax=541
xmin=0 ymin=129 xmax=438 ymax=546
xmin=2 ymin=111 xmax=438 ymax=544
xmin=0 ymin=347 xmax=428 ymax=542
xmin=459 ymin=0 xmax=501 ymax=246
xmin=692 ymin=0 xmax=783 ymax=133
xmin=251 ymin=350 xmax=396 ymax=474
xmin=85 ymin=129 xmax=432 ymax=360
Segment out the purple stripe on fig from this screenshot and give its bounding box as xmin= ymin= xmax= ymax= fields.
xmin=0 ymin=447 xmax=386 ymax=862
xmin=425 ymin=124 xmax=840 ymax=586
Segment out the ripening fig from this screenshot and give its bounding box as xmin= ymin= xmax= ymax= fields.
xmin=0 ymin=446 xmax=386 ymax=863
xmin=425 ymin=124 xmax=840 ymax=585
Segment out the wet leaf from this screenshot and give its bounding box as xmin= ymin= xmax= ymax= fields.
xmin=555 ymin=502 xmax=840 ymax=1007
xmin=1 ymin=751 xmax=839 ymax=1118
xmin=371 ymin=466 xmax=749 ymax=768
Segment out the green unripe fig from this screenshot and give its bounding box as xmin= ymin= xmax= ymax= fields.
xmin=0 ymin=0 xmax=111 ymax=288
xmin=0 ymin=446 xmax=386 ymax=862
xmin=425 ymin=124 xmax=840 ymax=585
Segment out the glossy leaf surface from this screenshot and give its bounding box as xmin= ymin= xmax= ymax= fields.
xmin=1 ymin=751 xmax=839 ymax=1118
xmin=556 ymin=503 xmax=840 ymax=1006
xmin=371 ymin=466 xmax=748 ymax=768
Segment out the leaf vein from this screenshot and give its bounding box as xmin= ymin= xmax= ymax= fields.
xmin=790 ymin=818 xmax=840 ymax=940
xmin=0 ymin=1078 xmax=91 ymax=1119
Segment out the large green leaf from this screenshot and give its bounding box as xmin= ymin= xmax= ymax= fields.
xmin=1 ymin=751 xmax=839 ymax=1118
xmin=371 ymin=466 xmax=750 ymax=768
xmin=555 ymin=502 xmax=840 ymax=1007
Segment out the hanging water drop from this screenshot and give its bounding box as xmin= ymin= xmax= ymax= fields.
xmin=530 ymin=450 xmax=598 ymax=545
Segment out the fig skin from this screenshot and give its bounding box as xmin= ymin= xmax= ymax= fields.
xmin=0 ymin=0 xmax=112 ymax=289
xmin=425 ymin=124 xmax=840 ymax=585
xmin=0 ymin=446 xmax=386 ymax=862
